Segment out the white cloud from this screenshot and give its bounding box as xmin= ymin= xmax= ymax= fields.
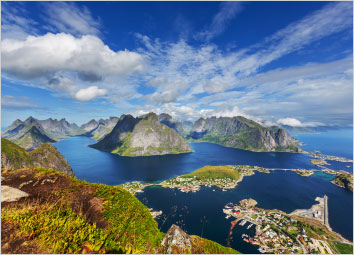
xmin=1 ymin=95 xmax=45 ymax=110
xmin=197 ymin=2 xmax=244 ymax=41
xmin=47 ymin=76 xmax=77 ymax=92
xmin=42 ymin=2 xmax=101 ymax=36
xmin=1 ymin=2 xmax=39 ymax=40
xmin=277 ymin=118 xmax=325 ymax=127
xmin=72 ymin=86 xmax=107 ymax=101
xmin=2 ymin=33 xmax=144 ymax=80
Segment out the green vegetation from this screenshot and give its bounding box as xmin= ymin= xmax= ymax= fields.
xmin=190 ymin=235 xmax=240 ymax=254
xmin=181 ymin=165 xmax=241 ymax=180
xmin=332 ymin=173 xmax=353 ymax=192
xmin=2 ymin=168 xmax=239 ymax=254
xmin=1 ymin=138 xmax=33 ymax=169
xmin=333 ymin=241 xmax=353 ymax=254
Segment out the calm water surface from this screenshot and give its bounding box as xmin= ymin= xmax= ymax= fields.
xmin=54 ymin=130 xmax=353 ymax=253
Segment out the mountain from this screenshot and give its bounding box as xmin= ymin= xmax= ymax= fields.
xmin=158 ymin=113 xmax=192 ymax=136
xmin=1 ymin=138 xmax=74 ymax=176
xmin=82 ymin=117 xmax=119 ymax=140
xmin=2 ymin=117 xmax=55 ymax=151
xmin=188 ymin=116 xmax=300 ymax=152
xmin=39 ymin=118 xmax=83 ymax=139
xmin=81 ymin=119 xmax=99 ymax=132
xmin=3 ymin=117 xmax=83 ymax=150
xmin=90 ymin=113 xmax=193 ymax=156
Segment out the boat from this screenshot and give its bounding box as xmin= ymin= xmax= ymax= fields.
xmin=239 ymin=219 xmax=247 ymax=226
xmin=225 ymin=215 xmax=231 ymax=219
xmin=247 ymin=223 xmax=253 ymax=229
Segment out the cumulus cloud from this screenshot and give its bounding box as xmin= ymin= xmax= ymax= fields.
xmin=277 ymin=118 xmax=325 ymax=127
xmin=2 ymin=33 xmax=144 ymax=80
xmin=72 ymin=86 xmax=107 ymax=101
xmin=47 ymin=76 xmax=77 ymax=92
xmin=1 ymin=95 xmax=45 ymax=110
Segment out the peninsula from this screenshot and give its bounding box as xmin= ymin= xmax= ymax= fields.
xmin=223 ymin=198 xmax=352 ymax=254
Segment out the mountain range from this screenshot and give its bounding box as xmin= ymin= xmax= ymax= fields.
xmin=3 ymin=113 xmax=300 ymax=154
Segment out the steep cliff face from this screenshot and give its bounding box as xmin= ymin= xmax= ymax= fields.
xmin=189 ymin=116 xmax=300 ymax=152
xmin=90 ymin=113 xmax=193 ymax=156
xmin=1 ymin=138 xmax=74 ymax=176
xmin=29 ymin=143 xmax=74 ymax=176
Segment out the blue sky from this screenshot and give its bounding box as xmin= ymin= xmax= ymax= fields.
xmin=1 ymin=1 xmax=353 ymax=128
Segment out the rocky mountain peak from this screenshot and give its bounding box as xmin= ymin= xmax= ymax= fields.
xmin=24 ymin=116 xmax=37 ymax=125
xmin=143 ymin=112 xmax=159 ymax=122
xmin=161 ymin=224 xmax=192 ymax=254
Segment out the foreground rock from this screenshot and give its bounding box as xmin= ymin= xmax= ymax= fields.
xmin=91 ymin=113 xmax=193 ymax=156
xmin=1 ymin=186 xmax=29 ymax=202
xmin=1 ymin=138 xmax=74 ymax=177
xmin=161 ymin=224 xmax=192 ymax=253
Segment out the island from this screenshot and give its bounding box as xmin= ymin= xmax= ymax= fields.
xmin=120 ymin=165 xmax=337 ymax=195
xmin=309 ymin=151 xmax=353 ymax=168
xmin=223 ymin=197 xmax=353 ymax=254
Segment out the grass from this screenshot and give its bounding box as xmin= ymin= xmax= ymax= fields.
xmin=181 ymin=165 xmax=241 ymax=181
xmin=333 ymin=241 xmax=353 ymax=254
xmin=2 ymin=168 xmax=239 ymax=254
xmin=1 ymin=138 xmax=33 ymax=169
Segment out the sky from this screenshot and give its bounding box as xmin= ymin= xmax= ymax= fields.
xmin=1 ymin=1 xmax=353 ymax=128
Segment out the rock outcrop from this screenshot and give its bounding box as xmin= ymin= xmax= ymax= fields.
xmin=161 ymin=224 xmax=192 ymax=254
xmin=1 ymin=138 xmax=74 ymax=176
xmin=188 ymin=116 xmax=300 ymax=152
xmin=90 ymin=113 xmax=193 ymax=156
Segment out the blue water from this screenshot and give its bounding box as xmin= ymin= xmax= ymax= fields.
xmin=53 ymin=130 xmax=353 ymax=253
xmin=54 ymin=136 xmax=344 ymax=185
xmin=137 ymin=171 xmax=353 ymax=253
xmin=294 ymin=128 xmax=353 ymax=159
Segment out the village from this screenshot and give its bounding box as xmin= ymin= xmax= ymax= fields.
xmin=223 ymin=198 xmax=338 ymax=254
xmin=160 ymin=165 xmax=270 ymax=193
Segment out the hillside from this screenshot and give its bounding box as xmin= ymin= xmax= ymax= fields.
xmin=90 ymin=113 xmax=193 ymax=156
xmin=181 ymin=165 xmax=241 ymax=180
xmin=188 ymin=116 xmax=300 ymax=152
xmin=1 ymin=138 xmax=74 ymax=176
xmin=1 ymin=168 xmax=239 ymax=254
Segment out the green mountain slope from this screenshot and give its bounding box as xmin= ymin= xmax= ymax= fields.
xmin=91 ymin=113 xmax=193 ymax=156
xmin=1 ymin=138 xmax=74 ymax=176
xmin=188 ymin=116 xmax=300 ymax=152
